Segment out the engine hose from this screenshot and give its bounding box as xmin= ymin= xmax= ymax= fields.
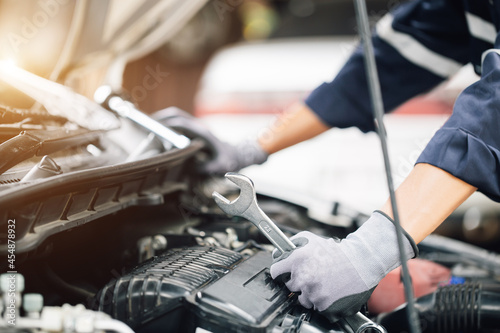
xmin=378 ymin=282 xmax=500 ymax=332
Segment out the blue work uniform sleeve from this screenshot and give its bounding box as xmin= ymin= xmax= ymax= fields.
xmin=305 ymin=0 xmax=469 ymax=133
xmin=417 ymin=49 xmax=500 ymax=202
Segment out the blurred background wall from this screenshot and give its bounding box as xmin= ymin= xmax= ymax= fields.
xmin=0 ymin=0 xmax=394 ymax=113
xmin=121 ymin=0 xmax=393 ymax=114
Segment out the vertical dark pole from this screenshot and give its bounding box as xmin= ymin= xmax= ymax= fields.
xmin=352 ymin=1 xmax=421 ymax=332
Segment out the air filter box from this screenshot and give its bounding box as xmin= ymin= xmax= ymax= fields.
xmin=94 ymin=246 xmax=295 ymax=332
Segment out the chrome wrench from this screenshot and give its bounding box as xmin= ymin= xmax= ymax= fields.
xmin=212 ymin=172 xmax=295 ymax=253
xmin=94 ymin=85 xmax=190 ymax=149
xmin=212 ymin=173 xmax=387 ymax=333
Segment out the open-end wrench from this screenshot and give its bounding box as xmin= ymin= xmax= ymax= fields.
xmin=213 ymin=173 xmax=387 ymax=333
xmin=212 ymin=172 xmax=295 ymax=253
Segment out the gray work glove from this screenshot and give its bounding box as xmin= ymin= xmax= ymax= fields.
xmin=152 ymin=107 xmax=268 ymax=175
xmin=270 ymin=211 xmax=418 ymax=322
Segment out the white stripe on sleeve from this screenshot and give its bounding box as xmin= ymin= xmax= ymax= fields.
xmin=376 ymin=14 xmax=463 ymax=78
xmin=465 ymin=12 xmax=497 ymax=44
xmin=481 ymin=48 xmax=500 ymax=67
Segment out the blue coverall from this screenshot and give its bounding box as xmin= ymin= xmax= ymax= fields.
xmin=305 ymin=0 xmax=500 ymax=201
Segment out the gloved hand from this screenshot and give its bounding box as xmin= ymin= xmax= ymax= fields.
xmin=270 ymin=211 xmax=418 ymax=322
xmin=152 ymin=107 xmax=268 ymax=175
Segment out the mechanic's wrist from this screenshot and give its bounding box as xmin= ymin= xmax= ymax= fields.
xmin=340 ymin=211 xmax=417 ymax=286
xmin=373 ymin=210 xmax=419 ymax=259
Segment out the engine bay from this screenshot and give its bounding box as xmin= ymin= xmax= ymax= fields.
xmin=2 ymin=166 xmax=500 ymax=333
xmin=0 ymin=62 xmax=499 ymax=333
xmin=4 ymin=0 xmax=500 ymax=332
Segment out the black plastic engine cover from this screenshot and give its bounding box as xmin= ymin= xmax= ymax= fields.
xmin=94 ymin=246 xmax=295 ymax=332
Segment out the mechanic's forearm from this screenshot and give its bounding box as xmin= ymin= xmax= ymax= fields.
xmin=381 ymin=163 xmax=477 ymax=243
xmin=257 ymin=102 xmax=330 ymax=154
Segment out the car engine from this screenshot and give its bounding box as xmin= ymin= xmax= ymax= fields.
xmin=0 ymin=0 xmax=500 ymax=326
xmin=1 ymin=99 xmax=500 ymax=333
